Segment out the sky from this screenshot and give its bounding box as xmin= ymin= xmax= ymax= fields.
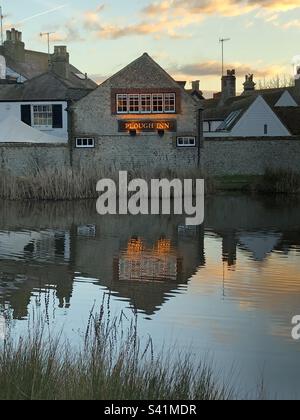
xmin=1 ymin=0 xmax=300 ymax=95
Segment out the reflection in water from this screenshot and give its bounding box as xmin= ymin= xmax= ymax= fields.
xmin=0 ymin=195 xmax=300 ymax=398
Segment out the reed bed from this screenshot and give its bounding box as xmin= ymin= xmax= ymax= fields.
xmin=0 ymin=303 xmax=231 ymax=401
xmin=254 ymin=168 xmax=300 ymax=194
xmin=0 ymin=167 xmax=215 ymax=201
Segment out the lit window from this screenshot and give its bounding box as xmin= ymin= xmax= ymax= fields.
xmin=164 ymin=93 xmax=176 ymax=113
xmin=117 ymin=94 xmax=128 ymax=113
xmin=152 ymin=94 xmax=164 ymax=113
xmin=128 ymin=94 xmax=140 ymax=113
xmin=33 ymin=105 xmax=52 ymax=127
xmin=75 ymin=138 xmax=95 ymax=148
xmin=140 ymin=94 xmax=152 ymax=113
xmin=177 ymin=137 xmax=196 ymax=147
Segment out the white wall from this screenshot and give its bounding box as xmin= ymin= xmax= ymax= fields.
xmin=0 ymin=101 xmax=68 ymax=139
xmin=231 ymin=96 xmax=291 ymax=137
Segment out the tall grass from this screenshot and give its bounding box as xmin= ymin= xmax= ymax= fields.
xmin=256 ymin=168 xmax=300 ymax=194
xmin=0 ymin=167 xmax=215 ymax=201
xmin=0 ymin=304 xmax=231 ymax=400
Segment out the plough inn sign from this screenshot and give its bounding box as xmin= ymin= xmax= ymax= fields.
xmin=118 ymin=120 xmax=177 ymax=133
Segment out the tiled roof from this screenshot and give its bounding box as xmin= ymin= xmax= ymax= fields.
xmin=0 ymin=72 xmax=93 ymax=101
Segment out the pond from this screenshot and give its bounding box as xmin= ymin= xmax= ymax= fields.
xmin=0 ymin=194 xmax=300 ymax=399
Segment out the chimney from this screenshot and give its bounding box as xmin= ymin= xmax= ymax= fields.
xmin=294 ymin=67 xmax=300 ymax=95
xmin=192 ymin=80 xmax=200 ymax=92
xmin=221 ymin=69 xmax=236 ymax=101
xmin=51 ymin=46 xmax=70 ymax=79
xmin=243 ymin=74 xmax=256 ymax=95
xmin=3 ymin=28 xmax=25 ymax=62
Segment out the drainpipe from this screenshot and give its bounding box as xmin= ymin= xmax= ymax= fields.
xmin=197 ymin=106 xmax=203 ymax=168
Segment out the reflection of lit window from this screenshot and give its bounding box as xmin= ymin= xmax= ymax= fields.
xmin=155 ymin=239 xmax=171 ymax=254
xmin=140 ymin=94 xmax=152 ymax=113
xmin=152 ymin=94 xmax=164 ymax=113
xmin=164 ymin=93 xmax=176 ymax=113
xmin=126 ymin=238 xmax=144 ymax=255
xmin=128 ymin=94 xmax=140 ymax=113
xmin=117 ymin=94 xmax=128 ymax=113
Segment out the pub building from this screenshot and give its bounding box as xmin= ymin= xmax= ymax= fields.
xmin=72 ymin=53 xmax=202 ymax=171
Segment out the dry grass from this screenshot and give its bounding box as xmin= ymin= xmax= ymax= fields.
xmin=255 ymin=168 xmax=300 ymax=194
xmin=0 ymin=167 xmax=215 ymax=201
xmin=0 ymin=302 xmax=231 ymax=400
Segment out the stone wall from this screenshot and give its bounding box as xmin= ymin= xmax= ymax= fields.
xmin=200 ymin=137 xmax=300 ymax=175
xmin=0 ymin=143 xmax=70 ymax=175
xmin=72 ymin=53 xmax=200 ymax=172
xmin=72 ymin=135 xmax=198 ymax=172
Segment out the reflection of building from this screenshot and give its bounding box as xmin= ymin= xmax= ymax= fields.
xmin=0 ymin=229 xmax=72 ymax=319
xmin=1 ymin=194 xmax=300 ymax=320
xmin=114 ymin=238 xmax=182 ymax=283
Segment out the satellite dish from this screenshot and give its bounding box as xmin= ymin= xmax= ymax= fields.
xmin=0 ymin=55 xmax=6 ymax=80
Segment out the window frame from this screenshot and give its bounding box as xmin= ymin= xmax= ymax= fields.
xmin=164 ymin=93 xmax=176 ymax=113
xmin=128 ymin=94 xmax=140 ymax=114
xmin=176 ymin=136 xmax=196 ymax=148
xmin=75 ymin=137 xmax=95 ymax=148
xmin=31 ymin=104 xmax=53 ymax=129
xmin=115 ymin=92 xmax=177 ymax=114
xmin=116 ymin=94 xmax=128 ymax=114
xmin=140 ymin=94 xmax=152 ymax=114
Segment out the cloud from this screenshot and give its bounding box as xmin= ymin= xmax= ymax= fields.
xmin=281 ymin=19 xmax=300 ymax=29
xmin=169 ymin=60 xmax=285 ymax=79
xmin=49 ymin=21 xmax=84 ymax=43
xmin=144 ymin=0 xmax=300 ymax=19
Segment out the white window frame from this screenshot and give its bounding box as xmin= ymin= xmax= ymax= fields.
xmin=116 ymin=93 xmax=177 ymax=114
xmin=128 ymin=94 xmax=140 ymax=114
xmin=32 ymin=104 xmax=53 ymax=129
xmin=164 ymin=93 xmax=176 ymax=113
xmin=116 ymin=94 xmax=128 ymax=114
xmin=140 ymin=94 xmax=152 ymax=114
xmin=75 ymin=138 xmax=95 ymax=148
xmin=177 ymin=136 xmax=196 ymax=147
xmin=152 ymin=93 xmax=164 ymax=114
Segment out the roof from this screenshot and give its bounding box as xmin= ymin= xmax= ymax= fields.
xmin=0 ymin=45 xmax=97 ymax=90
xmin=0 ymin=71 xmax=93 ymax=101
xmin=0 ymin=116 xmax=66 ymax=143
xmin=274 ymin=107 xmax=300 ymax=135
xmin=203 ymin=87 xmax=300 ymax=134
xmin=101 ymin=53 xmax=200 ymax=105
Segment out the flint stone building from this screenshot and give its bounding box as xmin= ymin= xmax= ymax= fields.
xmin=72 ymin=53 xmax=202 ymax=171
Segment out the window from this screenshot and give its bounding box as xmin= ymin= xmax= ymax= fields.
xmin=76 ymin=138 xmax=95 ymax=148
xmin=117 ymin=94 xmax=128 ymax=113
xmin=128 ymin=94 xmax=140 ymax=113
xmin=177 ymin=137 xmax=196 ymax=147
xmin=164 ymin=93 xmax=176 ymax=113
xmin=264 ymin=124 xmax=268 ymax=135
xmin=152 ymin=94 xmax=164 ymax=113
xmin=33 ymin=105 xmax=53 ymax=127
xmin=116 ymin=93 xmax=177 ymax=114
xmin=140 ymin=94 xmax=152 ymax=113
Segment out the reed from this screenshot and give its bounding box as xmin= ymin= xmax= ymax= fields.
xmin=255 ymin=168 xmax=300 ymax=194
xmin=0 ymin=304 xmax=231 ymax=400
xmin=0 ymin=167 xmax=215 ymax=201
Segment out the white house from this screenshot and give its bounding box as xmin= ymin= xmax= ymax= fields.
xmin=203 ymin=73 xmax=300 ymax=138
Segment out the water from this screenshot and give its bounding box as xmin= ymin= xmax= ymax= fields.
xmin=0 ymin=194 xmax=300 ymax=399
